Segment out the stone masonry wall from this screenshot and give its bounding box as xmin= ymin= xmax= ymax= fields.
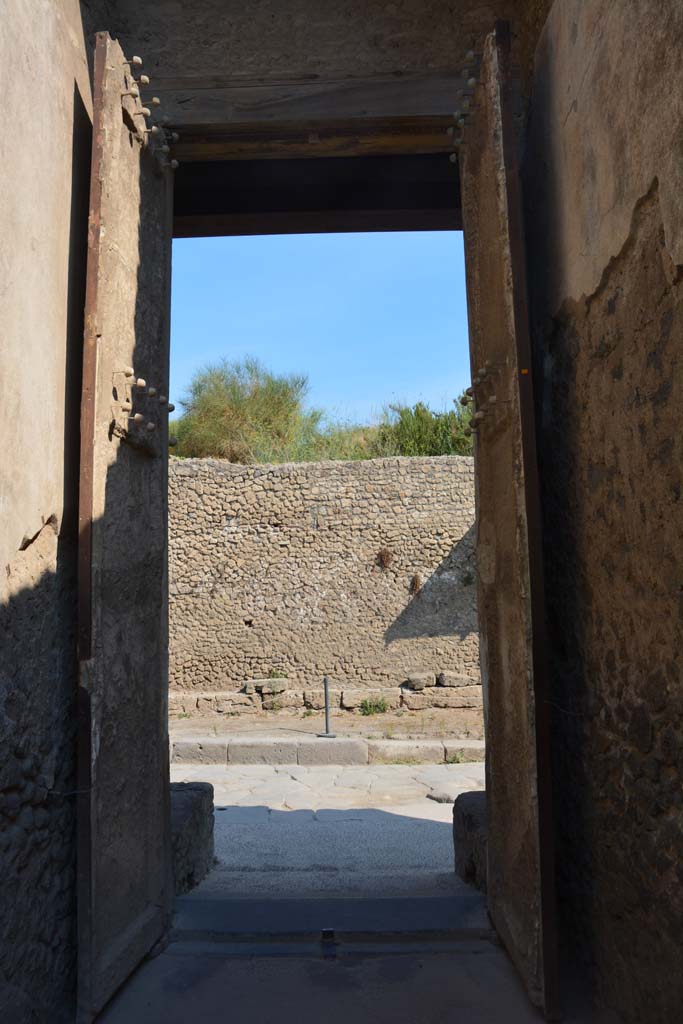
xmin=168 ymin=457 xmax=479 ymax=713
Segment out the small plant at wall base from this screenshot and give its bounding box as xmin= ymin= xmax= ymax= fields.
xmin=360 ymin=697 xmax=388 ymax=716
xmin=267 ymin=668 xmax=287 ymax=679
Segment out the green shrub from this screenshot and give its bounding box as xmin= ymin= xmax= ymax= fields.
xmin=172 ymin=357 xmax=324 ymax=462
xmin=359 ymin=696 xmax=388 ymax=716
xmin=170 ymin=356 xmax=473 ymax=461
xmin=371 ymin=400 xmax=473 ymax=457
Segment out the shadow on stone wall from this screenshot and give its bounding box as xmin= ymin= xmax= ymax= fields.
xmin=0 ymin=535 xmax=79 ymax=1024
xmin=384 ymin=524 xmax=478 ymax=643
xmin=0 ymin=74 xmax=91 ymax=1024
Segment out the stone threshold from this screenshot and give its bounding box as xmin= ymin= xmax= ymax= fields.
xmin=171 ymin=735 xmax=485 ymax=767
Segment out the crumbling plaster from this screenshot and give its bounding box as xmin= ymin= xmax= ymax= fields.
xmin=526 ymin=0 xmax=683 ymax=311
xmin=524 ymin=2 xmax=683 ymax=1021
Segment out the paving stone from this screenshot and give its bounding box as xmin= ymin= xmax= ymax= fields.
xmin=297 ymin=738 xmax=368 ymax=766
xmin=368 ymin=778 xmax=430 ymax=802
xmin=368 ymin=739 xmax=445 ymax=764
xmin=172 ymin=740 xmax=227 ymax=765
xmin=214 ymin=806 xmax=270 ymax=824
xmin=228 ymin=740 xmax=298 ymax=765
xmin=332 ymin=771 xmax=372 ymax=791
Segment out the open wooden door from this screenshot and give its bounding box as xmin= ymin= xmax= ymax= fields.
xmin=77 ymin=32 xmax=175 ymax=1021
xmin=459 ymin=21 xmax=559 ymax=1018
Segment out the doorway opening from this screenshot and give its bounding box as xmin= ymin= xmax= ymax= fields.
xmin=166 ymin=227 xmax=485 ymax=905
xmin=79 ymin=26 xmax=557 ymax=1021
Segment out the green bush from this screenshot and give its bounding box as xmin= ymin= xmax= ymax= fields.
xmin=170 ymin=357 xmax=473 ymax=461
xmin=172 ymin=357 xmax=323 ymax=462
xmin=371 ymin=401 xmax=473 ymax=457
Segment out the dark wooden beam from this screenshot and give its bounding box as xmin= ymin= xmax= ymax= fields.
xmin=171 ymin=115 xmax=457 ymax=162
xmin=155 ymin=71 xmax=466 ymax=128
xmin=174 ymin=208 xmax=460 ymax=238
xmin=172 ymin=152 xmax=461 ymax=238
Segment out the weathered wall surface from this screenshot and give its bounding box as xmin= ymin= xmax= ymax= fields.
xmin=0 ymin=3 xmax=97 ymax=1021
xmin=101 ymin=0 xmax=518 ymax=84
xmin=524 ymin=2 xmax=683 ymax=1020
xmin=169 ymin=457 xmax=479 ymax=700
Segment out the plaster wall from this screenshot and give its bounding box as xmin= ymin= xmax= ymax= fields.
xmin=0 ymin=3 xmax=96 ymax=1020
xmin=524 ymin=3 xmax=683 ymax=1020
xmin=168 ymin=457 xmax=479 ymax=699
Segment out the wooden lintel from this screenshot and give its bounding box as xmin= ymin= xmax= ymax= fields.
xmin=154 ymin=71 xmax=466 ymax=128
xmin=172 ymin=116 xmax=457 ymax=162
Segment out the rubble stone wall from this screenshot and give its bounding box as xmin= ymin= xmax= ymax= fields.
xmin=168 ymin=457 xmax=479 ymax=708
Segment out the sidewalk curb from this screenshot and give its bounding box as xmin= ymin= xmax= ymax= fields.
xmin=170 ymin=736 xmax=485 ymax=767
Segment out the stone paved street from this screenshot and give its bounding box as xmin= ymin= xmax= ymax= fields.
xmin=170 ymin=761 xmax=485 ymax=898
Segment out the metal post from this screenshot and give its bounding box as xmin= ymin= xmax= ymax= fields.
xmin=317 ymin=676 xmax=336 ymax=738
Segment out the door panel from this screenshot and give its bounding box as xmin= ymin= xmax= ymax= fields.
xmin=459 ymin=21 xmax=559 ymax=1018
xmin=77 ymin=32 xmax=174 ymax=1021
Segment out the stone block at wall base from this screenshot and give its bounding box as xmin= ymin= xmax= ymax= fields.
xmin=401 ymin=686 xmax=483 ymax=710
xmin=170 ymin=782 xmax=215 ymax=895
xmin=262 ymin=691 xmax=303 ymax=710
xmin=452 ymin=791 xmax=487 ymax=892
xmin=303 ymin=688 xmax=342 ymax=709
xmin=341 ymin=689 xmax=401 ymax=710
xmin=437 ymin=672 xmax=479 ymax=688
xmin=216 ymin=693 xmax=260 ymax=713
xmin=403 ymin=672 xmax=436 ymax=691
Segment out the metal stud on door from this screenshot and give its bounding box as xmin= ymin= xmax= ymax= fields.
xmin=77 ymin=33 xmax=178 ymax=1022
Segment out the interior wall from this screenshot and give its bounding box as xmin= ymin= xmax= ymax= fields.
xmin=0 ymin=3 xmax=96 ymax=1020
xmin=523 ymin=2 xmax=683 ymax=1020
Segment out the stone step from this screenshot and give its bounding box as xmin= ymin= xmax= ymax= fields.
xmin=170 ymin=735 xmax=485 ymax=767
xmin=172 ymin=894 xmax=492 ymax=943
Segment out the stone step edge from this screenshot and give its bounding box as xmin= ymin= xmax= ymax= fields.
xmin=170 ymin=736 xmax=486 ymax=767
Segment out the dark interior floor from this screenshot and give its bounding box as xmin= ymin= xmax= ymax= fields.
xmin=95 ymin=894 xmax=600 ymax=1024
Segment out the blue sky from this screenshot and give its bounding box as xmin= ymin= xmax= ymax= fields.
xmin=170 ymin=231 xmax=471 ymax=425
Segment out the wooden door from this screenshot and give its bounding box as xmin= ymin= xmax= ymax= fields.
xmin=77 ymin=32 xmax=175 ymax=1021
xmin=459 ymin=21 xmax=559 ymax=1018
